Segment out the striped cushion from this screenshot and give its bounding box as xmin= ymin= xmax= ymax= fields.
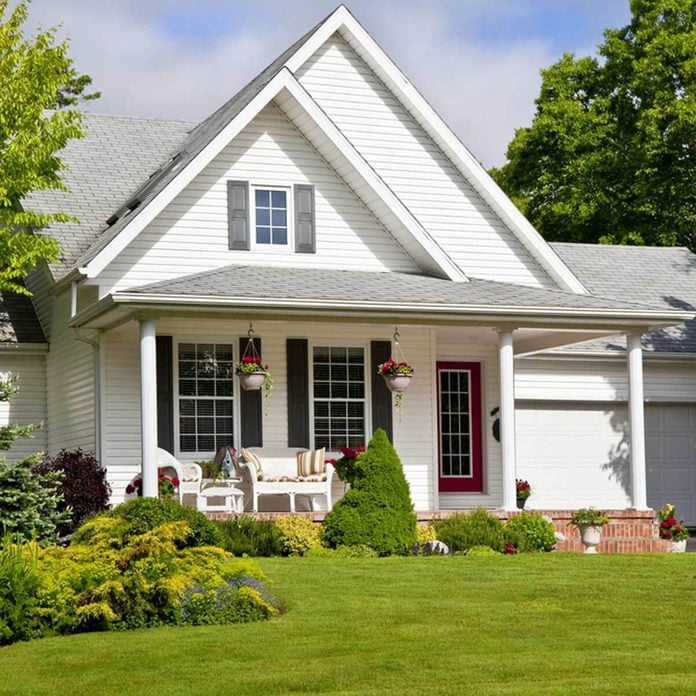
xmin=241 ymin=448 xmax=262 ymax=476
xmin=297 ymin=448 xmax=326 ymax=477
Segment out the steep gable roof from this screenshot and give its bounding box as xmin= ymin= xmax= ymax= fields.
xmin=37 ymin=5 xmax=584 ymax=293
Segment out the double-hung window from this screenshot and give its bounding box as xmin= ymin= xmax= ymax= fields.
xmin=254 ymin=188 xmax=289 ymax=248
xmin=177 ymin=343 xmax=234 ymax=453
xmin=312 ymin=346 xmax=366 ymax=451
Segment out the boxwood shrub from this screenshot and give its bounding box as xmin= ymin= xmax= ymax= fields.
xmin=505 ymin=512 xmax=557 ymax=552
xmin=434 ymin=509 xmax=505 ymax=553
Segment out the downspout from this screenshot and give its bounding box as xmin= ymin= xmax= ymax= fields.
xmin=71 ymin=280 xmax=103 ymax=466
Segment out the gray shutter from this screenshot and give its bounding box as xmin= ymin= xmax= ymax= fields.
xmin=294 ymin=184 xmax=315 ymax=253
xmin=239 ymin=337 xmax=263 ymax=448
xmin=227 ymin=180 xmax=250 ymax=250
xmin=371 ymin=341 xmax=393 ymax=442
xmin=287 ymin=339 xmax=310 ymax=448
xmin=156 ymin=336 xmax=174 ymax=454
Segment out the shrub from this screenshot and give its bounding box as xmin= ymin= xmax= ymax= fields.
xmin=214 ymin=517 xmax=283 ymax=557
xmin=305 ymin=544 xmax=379 ymax=558
xmin=465 ymin=545 xmax=501 ymax=557
xmin=433 ymin=510 xmax=505 ymax=553
xmin=323 ymin=429 xmax=417 ymax=556
xmin=73 ymin=497 xmax=221 ymax=548
xmin=505 ymin=512 xmax=556 ymax=552
xmin=32 ymin=449 xmax=111 ymax=535
xmin=0 ymin=456 xmax=71 ymax=545
xmin=2 ymin=521 xmax=282 ymax=644
xmin=0 ymin=538 xmax=41 ymax=644
xmin=274 ymin=515 xmax=323 ymax=556
xmin=417 ymin=523 xmax=437 ymax=544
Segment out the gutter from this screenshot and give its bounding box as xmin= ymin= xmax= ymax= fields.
xmin=69 ymin=291 xmax=694 ymax=328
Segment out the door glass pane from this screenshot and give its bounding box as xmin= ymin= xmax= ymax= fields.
xmin=440 ymin=369 xmax=472 ymax=478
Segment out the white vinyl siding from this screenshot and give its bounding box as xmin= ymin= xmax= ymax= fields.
xmin=296 ymin=33 xmax=555 ymax=289
xmin=515 ymin=357 xmax=696 ymax=402
xmin=100 ymin=319 xmax=435 ymax=509
xmin=44 ymin=289 xmax=96 ymax=454
xmin=0 ymin=352 xmax=46 ymax=462
xmin=97 ymin=102 xmax=420 ymax=294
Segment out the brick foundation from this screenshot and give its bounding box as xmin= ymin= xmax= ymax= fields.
xmin=209 ymin=508 xmax=672 ymax=553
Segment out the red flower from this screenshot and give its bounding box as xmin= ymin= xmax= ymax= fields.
xmin=125 ymin=484 xmax=134 ymax=494
xmin=340 ymin=445 xmax=365 ymax=460
xmin=171 ymin=477 xmax=180 ymax=487
xmin=504 ymin=543 xmax=517 ymax=555
xmin=326 ymin=458 xmax=336 ymax=465
xmin=242 ymin=356 xmax=260 ymax=364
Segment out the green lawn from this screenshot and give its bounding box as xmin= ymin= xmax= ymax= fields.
xmin=1 ymin=554 xmax=695 ymax=695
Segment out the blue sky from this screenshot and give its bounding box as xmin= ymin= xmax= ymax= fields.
xmin=23 ymin=1 xmax=631 ymax=167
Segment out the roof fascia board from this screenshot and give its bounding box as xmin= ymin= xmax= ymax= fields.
xmin=108 ymin=291 xmax=693 ymax=323
xmin=82 ymin=71 xmax=299 ymax=279
xmin=279 ymin=76 xmax=467 ymax=282
xmin=286 ymin=7 xmax=588 ymax=295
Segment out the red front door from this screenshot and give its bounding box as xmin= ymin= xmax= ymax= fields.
xmin=437 ymin=362 xmax=483 ymax=493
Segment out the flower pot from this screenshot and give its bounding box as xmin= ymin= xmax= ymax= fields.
xmin=668 ymin=539 xmax=687 ymax=553
xmin=383 ymin=374 xmax=412 ymax=393
xmin=237 ymin=372 xmax=266 ymax=391
xmin=516 ymin=497 xmax=527 ymax=510
xmin=579 ymin=525 xmax=602 ymax=554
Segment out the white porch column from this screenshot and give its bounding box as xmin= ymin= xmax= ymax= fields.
xmin=140 ymin=318 xmax=158 ymax=498
xmin=498 ymin=329 xmax=517 ymax=510
xmin=627 ymin=332 xmax=648 ymax=509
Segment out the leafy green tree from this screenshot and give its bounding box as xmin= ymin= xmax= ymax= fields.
xmin=0 ymin=0 xmax=98 ymax=294
xmin=492 ymin=0 xmax=696 ymax=250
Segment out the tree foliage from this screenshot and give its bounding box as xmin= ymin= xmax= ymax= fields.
xmin=0 ymin=0 xmax=98 ymax=294
xmin=491 ymin=0 xmax=696 ymax=250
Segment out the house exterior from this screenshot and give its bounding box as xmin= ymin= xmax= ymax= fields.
xmin=3 ymin=6 xmax=696 ymax=531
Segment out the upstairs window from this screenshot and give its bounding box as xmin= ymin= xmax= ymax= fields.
xmin=254 ymin=188 xmax=289 ymax=247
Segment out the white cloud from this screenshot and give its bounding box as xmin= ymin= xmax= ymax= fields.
xmin=21 ymin=0 xmax=619 ymax=167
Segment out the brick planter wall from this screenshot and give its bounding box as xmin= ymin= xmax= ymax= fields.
xmin=208 ymin=508 xmax=672 ymax=553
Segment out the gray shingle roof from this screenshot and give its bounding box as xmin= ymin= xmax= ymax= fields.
xmin=1 ymin=293 xmax=46 ymax=344
xmin=24 ymin=113 xmax=194 ymax=277
xmin=121 ymin=263 xmax=676 ymax=314
xmin=551 ymin=243 xmax=696 ymax=353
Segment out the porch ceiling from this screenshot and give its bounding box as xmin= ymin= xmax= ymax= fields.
xmin=73 ymin=265 xmax=693 ymax=334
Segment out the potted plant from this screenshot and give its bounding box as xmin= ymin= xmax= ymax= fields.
xmin=657 ymin=503 xmax=690 ymax=552
xmin=125 ymin=468 xmax=180 ymax=499
xmin=569 ymin=507 xmax=610 ymax=554
xmin=515 ymin=478 xmax=531 ymax=509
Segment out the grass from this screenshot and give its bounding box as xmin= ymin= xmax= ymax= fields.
xmin=1 ymin=554 xmax=696 ymax=695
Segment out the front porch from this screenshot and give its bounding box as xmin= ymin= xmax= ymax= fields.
xmin=69 ymin=264 xmax=690 ymax=515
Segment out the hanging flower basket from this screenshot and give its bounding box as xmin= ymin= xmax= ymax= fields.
xmin=378 ymin=330 xmax=414 ymax=419
xmin=235 ymin=364 xmax=267 ymax=391
xmin=383 ymin=373 xmax=412 ymax=393
xmin=236 ymin=326 xmax=274 ymax=413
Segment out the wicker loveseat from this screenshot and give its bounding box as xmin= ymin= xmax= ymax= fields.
xmin=239 ymin=447 xmax=334 ymax=513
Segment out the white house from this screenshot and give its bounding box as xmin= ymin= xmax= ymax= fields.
xmin=4 ymin=6 xmax=696 ymax=532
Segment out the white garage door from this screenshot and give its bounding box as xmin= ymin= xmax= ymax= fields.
xmin=516 ymin=403 xmax=696 ymax=524
xmin=645 ymin=405 xmax=696 ymax=526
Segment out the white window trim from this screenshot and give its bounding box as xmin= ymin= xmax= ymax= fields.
xmin=251 ymin=184 xmax=293 ymax=252
xmin=173 ymin=337 xmax=240 ymax=459
xmin=308 ymin=340 xmax=372 ymax=456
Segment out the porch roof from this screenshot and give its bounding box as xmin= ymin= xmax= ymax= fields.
xmin=74 ymin=265 xmax=693 ymax=332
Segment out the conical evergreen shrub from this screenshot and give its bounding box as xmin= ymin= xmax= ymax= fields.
xmin=323 ymin=429 xmax=417 ymax=555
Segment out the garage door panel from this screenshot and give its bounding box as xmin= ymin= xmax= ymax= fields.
xmin=518 ymin=402 xmax=696 ymax=524
xmin=516 ymin=403 xmax=631 ymax=509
